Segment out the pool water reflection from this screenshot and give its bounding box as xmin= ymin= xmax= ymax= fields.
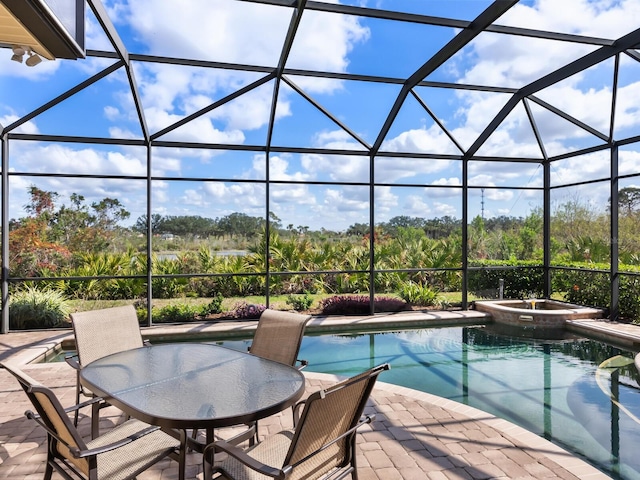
xmin=292 ymin=325 xmax=640 ymax=480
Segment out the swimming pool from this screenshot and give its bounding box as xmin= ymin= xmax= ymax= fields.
xmin=262 ymin=324 xmax=636 ymax=480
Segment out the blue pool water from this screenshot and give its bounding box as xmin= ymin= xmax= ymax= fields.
xmin=223 ymin=324 xmax=640 ymax=480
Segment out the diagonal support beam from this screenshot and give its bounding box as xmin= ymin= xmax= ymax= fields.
xmin=466 ymin=26 xmax=640 ymax=157
xmin=371 ymin=0 xmax=519 ymax=155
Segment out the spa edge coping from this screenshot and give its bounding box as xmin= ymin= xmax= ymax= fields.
xmin=6 ymin=307 xmax=640 ymax=367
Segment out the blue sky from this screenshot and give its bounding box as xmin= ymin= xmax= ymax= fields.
xmin=2 ymin=0 xmax=640 ymax=231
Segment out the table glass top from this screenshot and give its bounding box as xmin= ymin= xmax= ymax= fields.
xmin=80 ymin=343 xmax=305 ymax=427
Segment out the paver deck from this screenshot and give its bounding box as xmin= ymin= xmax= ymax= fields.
xmin=2 ymin=311 xmax=633 ymax=480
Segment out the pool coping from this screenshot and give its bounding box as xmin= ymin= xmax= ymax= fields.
xmin=9 ymin=308 xmax=640 ymax=365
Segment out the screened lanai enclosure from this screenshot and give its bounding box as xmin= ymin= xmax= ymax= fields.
xmin=1 ymin=0 xmax=640 ymax=333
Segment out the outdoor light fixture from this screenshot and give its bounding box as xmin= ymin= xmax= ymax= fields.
xmin=10 ymin=44 xmax=25 ymax=63
xmin=25 ymin=49 xmax=42 ymax=66
xmin=0 ymin=0 xmax=85 ymax=61
xmin=10 ymin=44 xmax=42 ymax=66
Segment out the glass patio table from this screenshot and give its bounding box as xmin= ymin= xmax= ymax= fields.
xmin=79 ymin=342 xmax=306 ymax=479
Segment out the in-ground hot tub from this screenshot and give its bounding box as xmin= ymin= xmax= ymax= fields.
xmin=474 ymin=299 xmax=605 ymax=328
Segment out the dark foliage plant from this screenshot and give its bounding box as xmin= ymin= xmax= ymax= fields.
xmin=319 ymin=295 xmax=406 ymax=315
xmin=232 ymin=302 xmax=266 ymax=319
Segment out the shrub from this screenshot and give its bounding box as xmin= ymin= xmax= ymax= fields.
xmin=619 ymin=275 xmax=640 ymax=322
xmin=468 ymin=260 xmax=545 ymax=299
xmin=10 ymin=287 xmax=71 ymax=329
xmin=231 ymin=302 xmax=266 ymax=319
xmin=319 ymin=295 xmax=406 ymax=315
xmin=199 ymin=293 xmax=224 ymax=317
xmin=560 ymin=270 xmax=610 ymax=309
xmin=398 ymin=282 xmax=440 ymax=306
xmin=285 ymin=292 xmax=313 ymax=311
xmin=152 ymin=303 xmax=201 ymax=323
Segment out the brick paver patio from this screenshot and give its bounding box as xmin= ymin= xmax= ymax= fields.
xmin=0 ymin=323 xmax=614 ymax=480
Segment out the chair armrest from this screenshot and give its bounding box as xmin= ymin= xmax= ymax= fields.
xmin=203 ymin=440 xmax=285 ymax=479
xmin=71 ymin=425 xmax=163 ymax=458
xmin=65 ymin=395 xmax=107 ymax=413
xmin=221 ymin=423 xmax=257 ymax=446
xmin=26 ymin=394 xmax=105 ymax=421
xmin=292 ymin=399 xmax=306 ymax=426
xmin=290 ymin=414 xmax=376 ymax=470
xmin=65 ymin=354 xmax=80 ymax=371
xmin=26 ymin=409 xmax=165 ymax=459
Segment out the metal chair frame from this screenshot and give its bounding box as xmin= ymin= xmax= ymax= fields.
xmin=204 ymin=363 xmax=390 ymax=480
xmin=66 ymin=305 xmax=147 ymax=437
xmin=193 ymin=309 xmax=312 ymax=447
xmin=1 ymin=361 xmax=183 ymax=480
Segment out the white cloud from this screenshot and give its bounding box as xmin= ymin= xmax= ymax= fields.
xmin=403 ymin=195 xmax=432 ymax=217
xmin=445 ymin=0 xmax=640 ymax=160
xmin=620 ymin=149 xmax=640 ymax=176
xmin=433 ymin=201 xmax=457 ymax=217
xmin=485 ymin=189 xmax=514 ymax=202
xmin=466 ymin=0 xmax=640 ymax=90
xmin=373 ymin=156 xmax=457 ymax=184
xmin=374 ymin=186 xmax=399 ymax=218
xmin=549 ymin=150 xmax=610 ymax=185
xmin=499 ymin=0 xmax=640 ymax=39
xmin=108 ymin=126 xmax=138 ymax=139
xmin=104 ymin=105 xmax=120 ymax=121
xmin=0 ymin=114 xmax=39 ymax=134
xmin=323 ymin=186 xmax=368 ymax=213
xmin=202 ymin=182 xmax=228 ymax=200
xmin=426 ymin=178 xmax=463 ymax=202
xmin=382 ymin=126 xmax=462 ymax=155
xmin=432 ymin=177 xmax=462 ymax=187
xmin=259 ymin=154 xmax=311 ymax=182
xmin=114 ymin=0 xmax=369 ymax=141
xmin=12 ymin=143 xmax=146 ymax=176
xmin=614 ymin=79 xmax=640 ymax=132
xmin=180 ymin=189 xmax=205 ymax=206
xmin=147 ymin=106 xmax=245 ymax=143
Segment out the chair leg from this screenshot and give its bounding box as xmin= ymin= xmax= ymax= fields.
xmin=350 ymin=434 xmax=358 ymax=480
xmin=43 ymin=460 xmax=54 ymax=480
xmin=73 ymin=375 xmax=81 ymax=427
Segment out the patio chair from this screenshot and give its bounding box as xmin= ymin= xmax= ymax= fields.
xmin=66 ymin=305 xmax=147 ymax=436
xmin=249 ymin=309 xmax=312 ymax=369
xmin=1 ymin=361 xmax=183 ymax=480
xmin=203 ymin=363 xmax=390 ymax=480
xmin=193 ymin=309 xmax=312 ymax=447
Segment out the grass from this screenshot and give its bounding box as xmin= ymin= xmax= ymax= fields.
xmin=68 ymin=291 xmax=478 ymax=316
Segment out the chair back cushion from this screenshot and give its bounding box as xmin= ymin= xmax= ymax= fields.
xmin=249 ymin=309 xmax=311 ymax=366
xmin=284 ymin=364 xmax=388 ymax=479
xmin=1 ymin=362 xmax=90 ymax=476
xmin=71 ymin=305 xmax=144 ymax=367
